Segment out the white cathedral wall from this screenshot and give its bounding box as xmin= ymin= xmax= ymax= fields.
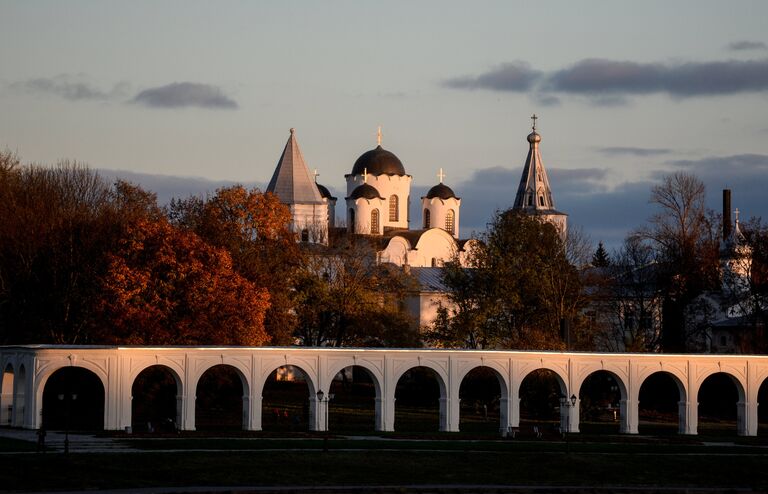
xmin=408 ymin=229 xmax=458 ymax=267
xmin=347 ymin=174 xmax=411 ymax=230
xmin=290 ymin=203 xmax=328 ymax=243
xmin=346 ymin=197 xmax=386 ymax=234
xmin=421 ymin=197 xmax=461 ymax=238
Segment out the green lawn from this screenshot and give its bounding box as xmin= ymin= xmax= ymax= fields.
xmin=3 ymin=447 xmax=768 ymax=492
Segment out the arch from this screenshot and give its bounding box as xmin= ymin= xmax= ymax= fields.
xmin=394 ymin=366 xmax=446 ymax=432
xmin=578 ymin=370 xmax=628 ymax=433
xmin=261 ymin=365 xmax=315 ymax=431
xmin=42 ymin=366 xmax=105 ymax=431
xmin=349 ymin=208 xmax=356 ymax=233
xmin=519 ymin=368 xmax=567 ymax=427
xmin=445 ymin=209 xmax=455 ymax=235
xmin=458 ymin=366 xmax=507 ymax=433
xmin=423 ymin=209 xmax=430 ymax=228
xmin=758 ymin=376 xmax=768 ymax=435
xmin=370 ymin=209 xmax=380 ymax=234
xmin=14 ymin=364 xmax=26 ymax=427
xmin=389 ymin=195 xmax=399 ymax=222
xmin=638 ymin=371 xmax=686 ymax=435
xmin=195 ymin=364 xmax=248 ymax=431
xmin=327 ymin=365 xmax=379 ymax=432
xmin=131 ymin=365 xmax=181 ymax=433
xmin=697 ymin=372 xmax=743 ymax=435
xmin=518 ymin=365 xmax=569 ymax=396
xmin=1 ymin=364 xmax=13 ymax=426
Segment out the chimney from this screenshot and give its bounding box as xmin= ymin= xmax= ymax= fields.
xmin=723 ymin=189 xmax=732 ymax=241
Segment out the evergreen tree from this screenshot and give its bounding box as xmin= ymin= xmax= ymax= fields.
xmin=592 ymin=241 xmax=611 ymax=267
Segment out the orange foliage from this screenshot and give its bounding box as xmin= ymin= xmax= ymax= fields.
xmin=95 ymin=218 xmax=270 ymax=346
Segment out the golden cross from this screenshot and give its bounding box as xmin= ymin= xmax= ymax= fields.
xmin=734 ymin=208 xmax=740 ymax=223
xmin=363 ymin=168 xmax=368 ymax=184
xmin=437 ymin=168 xmax=445 ymax=183
xmin=531 ymin=114 xmax=538 ymax=131
xmin=377 ymin=126 xmax=382 ymax=146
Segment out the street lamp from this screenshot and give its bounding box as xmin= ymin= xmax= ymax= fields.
xmin=560 ymin=394 xmax=577 ymax=453
xmin=57 ymin=392 xmax=77 ymax=454
xmin=316 ymin=390 xmax=334 ymax=451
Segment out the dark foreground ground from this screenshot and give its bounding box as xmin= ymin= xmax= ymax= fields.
xmin=2 ymin=427 xmax=768 ymax=493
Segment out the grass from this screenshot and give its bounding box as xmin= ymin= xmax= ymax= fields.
xmin=3 ymin=447 xmax=768 ymax=492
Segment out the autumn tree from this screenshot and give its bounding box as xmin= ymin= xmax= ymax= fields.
xmin=428 ymin=211 xmax=589 ymax=350
xmin=293 ymin=239 xmax=419 ymax=347
xmin=93 ymin=217 xmax=270 ymax=345
xmin=169 ymin=186 xmax=302 ymax=344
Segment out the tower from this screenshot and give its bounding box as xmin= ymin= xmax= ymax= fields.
xmin=266 ymin=128 xmax=328 ymax=243
xmin=345 ymin=128 xmax=412 ymax=234
xmin=512 ymin=115 xmax=567 ymax=234
xmin=421 ymin=168 xmax=461 ymax=238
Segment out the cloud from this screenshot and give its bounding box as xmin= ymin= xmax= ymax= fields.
xmin=547 ymin=58 xmax=768 ymax=97
xmin=441 ymin=62 xmax=542 ymax=91
xmin=598 ymin=147 xmax=672 ymax=157
xmin=9 ymin=75 xmax=127 ymax=101
xmin=728 ymin=40 xmax=767 ymax=51
xmin=131 ymin=82 xmax=238 ymax=109
xmin=444 ymin=58 xmax=768 ymax=102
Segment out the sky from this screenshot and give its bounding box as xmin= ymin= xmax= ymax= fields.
xmin=2 ymin=1 xmax=768 ymax=249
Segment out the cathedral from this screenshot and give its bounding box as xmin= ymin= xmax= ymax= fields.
xmin=266 ymin=116 xmax=566 ymax=271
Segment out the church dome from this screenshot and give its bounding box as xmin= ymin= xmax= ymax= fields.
xmin=527 ymin=131 xmax=541 ymax=144
xmin=348 ymin=183 xmax=384 ymax=200
xmin=425 ymin=183 xmax=458 ymax=200
xmin=351 ymin=146 xmax=406 ymax=176
xmin=315 ymin=183 xmax=336 ymax=200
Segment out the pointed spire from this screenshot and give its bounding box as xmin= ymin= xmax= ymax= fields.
xmin=513 ymin=115 xmax=555 ymax=211
xmin=266 ymin=128 xmax=324 ymax=204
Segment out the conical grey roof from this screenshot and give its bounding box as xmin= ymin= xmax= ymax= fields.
xmin=512 ymin=126 xmax=560 ymax=213
xmin=266 ymin=128 xmax=324 ymax=205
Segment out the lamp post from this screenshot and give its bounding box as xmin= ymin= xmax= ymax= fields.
xmin=315 ymin=390 xmax=334 ymax=451
xmin=560 ymin=394 xmax=577 ymax=454
xmin=57 ymin=392 xmax=77 ymax=454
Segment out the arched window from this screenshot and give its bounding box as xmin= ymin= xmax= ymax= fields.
xmin=539 ymin=196 xmax=545 ymax=206
xmin=389 ymin=195 xmax=398 ymax=222
xmin=349 ymin=209 xmax=355 ymax=233
xmin=370 ymin=209 xmax=380 ymax=234
xmin=301 ymin=229 xmax=309 ymax=242
xmin=423 ymin=209 xmax=431 ymax=229
xmin=445 ymin=209 xmax=455 ymax=235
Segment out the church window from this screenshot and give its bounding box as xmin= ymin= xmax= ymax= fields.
xmin=527 ymin=194 xmax=533 ymax=206
xmin=424 ymin=209 xmax=431 ymax=228
xmin=539 ymin=196 xmax=545 ymax=206
xmin=301 ymin=229 xmax=309 ymax=242
xmin=389 ymin=195 xmax=399 ymax=222
xmin=349 ymin=209 xmax=355 ymax=233
xmin=370 ymin=209 xmax=380 ymax=234
xmin=445 ymin=209 xmax=455 ymax=235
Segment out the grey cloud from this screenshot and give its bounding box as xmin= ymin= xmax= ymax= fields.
xmin=532 ymin=93 xmax=561 ymax=107
xmin=728 ymin=41 xmax=767 ymax=51
xmin=548 ymin=58 xmax=768 ymax=97
xmin=442 ymin=62 xmax=542 ymax=91
xmin=10 ymin=76 xmax=127 ymax=101
xmin=132 ymin=82 xmax=238 ymax=109
xmin=599 ymin=147 xmax=672 ymax=157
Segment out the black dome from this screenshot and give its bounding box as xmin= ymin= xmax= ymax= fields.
xmin=315 ymin=183 xmax=336 ymax=200
xmin=351 ymin=145 xmax=406 ymax=176
xmin=348 ymin=183 xmax=384 ymax=200
xmin=425 ymin=183 xmax=458 ymax=200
